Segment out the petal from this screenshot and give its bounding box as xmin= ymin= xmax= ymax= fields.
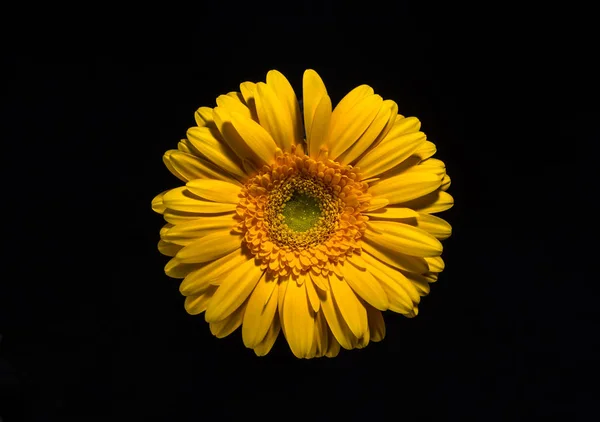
xmin=186 ymin=126 xmax=245 ymax=178
xmin=283 ymin=280 xmax=315 ymax=358
xmin=253 ymin=314 xmax=281 ymax=357
xmin=325 ymin=333 xmax=341 ymax=357
xmin=162 ymin=187 xmax=237 ymax=214
xmin=175 ymin=230 xmax=241 ymax=264
xmin=305 ymin=274 xmax=321 ymax=313
xmin=162 ymin=215 xmax=236 ymax=246
xmin=398 ymin=190 xmax=454 ymax=214
xmin=343 ymin=256 xmax=389 ymax=311
xmin=186 ymin=179 xmax=241 ymax=204
xmin=266 ymin=70 xmax=303 ymax=146
xmin=362 ymin=252 xmax=418 ymax=310
xmin=365 ymin=207 xmax=419 ymax=220
xmin=366 ymin=306 xmax=386 ymax=342
xmin=215 ymin=93 xmax=253 ymax=120
xmin=366 ymin=220 xmax=443 ymax=258
xmin=205 ymin=258 xmax=264 ymax=322
xmin=416 ymin=213 xmax=452 ymax=240
xmin=303 ymin=69 xmax=328 ymax=151
xmin=152 ymin=190 xmax=168 ymax=214
xmin=314 ymin=310 xmax=329 ymax=357
xmin=184 ymin=286 xmax=218 ymax=315
xmin=340 ymin=99 xmax=397 ymax=165
xmin=255 ymin=82 xmax=294 ymax=152
xmin=194 ymin=106 xmax=214 ymax=127
xmin=242 ymin=275 xmax=279 ymax=348
xmin=362 ymin=239 xmax=429 ymax=273
xmin=328 ymin=274 xmax=368 ymax=339
xmin=239 ymin=82 xmax=259 ymax=121
xmin=357 ymin=132 xmax=427 ymax=179
xmin=369 ymin=171 xmax=442 ymax=205
xmin=212 ymin=107 xmax=262 ymax=168
xmin=425 ymin=256 xmax=445 ymax=273
xmin=328 ymin=94 xmax=383 ymax=159
xmin=157 ymin=239 xmax=182 ymax=257
xmin=230 ymin=111 xmax=279 ymax=166
xmin=168 ymin=150 xmax=242 ymax=185
xmin=210 ymin=301 xmax=246 ymax=338
xmin=415 ymin=140 xmax=437 ymax=160
xmin=320 ymin=283 xmax=357 ymax=350
xmin=163 ymin=209 xmax=204 ymax=225
xmin=179 ymin=248 xmax=250 ymax=296
xmin=308 ymin=94 xmax=332 ymax=158
xmin=164 ymin=258 xmax=202 ymax=279
xmin=441 ymin=174 xmax=451 ymax=191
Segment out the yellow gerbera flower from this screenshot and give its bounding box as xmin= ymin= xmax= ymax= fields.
xmin=152 ymin=69 xmax=453 ymax=358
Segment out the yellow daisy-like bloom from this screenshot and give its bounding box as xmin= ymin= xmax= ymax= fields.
xmin=152 ymin=69 xmax=453 ymax=358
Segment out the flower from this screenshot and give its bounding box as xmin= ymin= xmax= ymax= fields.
xmin=152 ymin=69 xmax=453 ymax=358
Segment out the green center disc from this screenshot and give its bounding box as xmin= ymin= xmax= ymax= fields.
xmin=281 ymin=192 xmax=322 ymax=232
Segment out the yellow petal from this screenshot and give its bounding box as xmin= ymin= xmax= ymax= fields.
xmin=283 ymin=280 xmax=315 ymax=358
xmin=425 ymin=256 xmax=445 ymax=272
xmin=212 ymin=107 xmax=261 ymax=167
xmin=175 ymin=230 xmax=241 ymax=264
xmin=210 ymin=301 xmax=246 ymax=338
xmin=362 ymin=239 xmax=429 ymax=273
xmin=357 ymin=132 xmax=426 ymax=179
xmin=365 ymin=197 xmax=389 ymax=211
xmin=230 ymin=111 xmax=278 ymax=166
xmin=179 ymin=248 xmax=250 ymax=296
xmin=168 ymin=150 xmax=242 ymax=185
xmin=370 ymin=171 xmax=442 ymax=205
xmin=365 ymin=207 xmax=419 ymax=220
xmin=186 ymin=179 xmax=241 ymax=204
xmin=163 ymin=150 xmax=186 ymax=182
xmin=303 ymin=69 xmax=328 ymax=151
xmin=242 ymin=275 xmax=279 ymax=348
xmin=328 ymin=274 xmax=368 ymax=339
xmin=305 ymin=274 xmax=320 ymax=313
xmin=253 ymin=314 xmax=281 ymax=357
xmin=441 ymin=174 xmax=451 ymax=191
xmin=255 ymin=82 xmax=294 ymax=152
xmin=152 ymin=190 xmax=168 ymax=214
xmin=164 ymin=258 xmax=201 ymax=279
xmin=157 ymin=239 xmax=182 ymax=257
xmin=184 ymin=286 xmax=217 ymax=315
xmin=239 ymin=82 xmax=258 ymax=120
xmin=327 ymin=94 xmax=383 ymax=159
xmin=361 ymin=252 xmax=418 ymax=310
xmin=163 ymin=209 xmax=204 ymax=225
xmin=314 ymin=310 xmax=329 ymax=357
xmin=308 ymin=94 xmax=332 ymax=158
xmin=320 ymin=284 xmax=357 ymax=350
xmin=325 ymin=335 xmax=341 ymax=357
xmin=415 ymin=140 xmax=437 ymax=160
xmin=178 ymin=139 xmax=192 ymax=154
xmin=186 ymin=126 xmax=245 ymax=178
xmin=340 ymin=99 xmax=397 ymax=165
xmin=343 ymin=258 xmax=389 ymax=311
xmin=366 ymin=220 xmax=443 ymax=258
xmin=398 ymin=190 xmax=454 ymax=214
xmin=162 ymin=215 xmax=236 ymax=246
xmin=417 ymin=213 xmax=452 ymax=240
xmin=162 ymin=187 xmax=237 ymax=214
xmin=266 ymin=70 xmax=303 ymax=146
xmin=215 ymin=93 xmax=253 ymax=120
xmin=205 ymin=258 xmax=264 ymax=322
xmin=366 ymin=306 xmax=386 ymax=342
xmin=194 ymin=106 xmax=214 ymax=127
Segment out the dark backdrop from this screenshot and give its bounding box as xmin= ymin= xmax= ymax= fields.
xmin=1 ymin=9 xmax=598 ymax=421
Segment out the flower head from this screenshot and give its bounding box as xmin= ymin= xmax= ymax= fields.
xmin=152 ymin=70 xmax=453 ymax=358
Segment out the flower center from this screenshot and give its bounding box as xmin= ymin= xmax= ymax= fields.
xmin=281 ymin=192 xmax=322 ymax=232
xmin=235 ymin=145 xmax=370 ymax=278
xmin=264 ymin=176 xmax=341 ymax=250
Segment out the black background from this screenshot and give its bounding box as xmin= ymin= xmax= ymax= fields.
xmin=1 ymin=7 xmax=598 ymax=421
